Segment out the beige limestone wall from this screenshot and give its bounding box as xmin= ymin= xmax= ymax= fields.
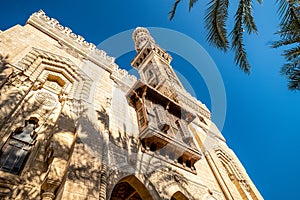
xmin=0 ymin=13 xmax=263 ymax=200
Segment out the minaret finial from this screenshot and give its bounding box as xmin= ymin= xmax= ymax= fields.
xmin=132 ymin=27 xmax=155 ymax=52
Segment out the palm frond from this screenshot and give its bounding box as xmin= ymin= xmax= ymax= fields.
xmin=276 ymin=24 xmax=300 ymax=38
xmin=169 ymin=0 xmax=182 ymax=20
xmin=204 ymin=0 xmax=229 ymax=51
xmin=280 ymin=61 xmax=298 ymax=75
xmin=274 ymin=1 xmax=300 ymax=90
xmin=243 ymin=0 xmax=258 ymax=34
xmin=290 ymin=5 xmax=300 ymax=27
xmin=168 ymin=0 xmax=261 ymax=74
xmin=281 ymin=60 xmax=300 ymax=90
xmin=189 ymin=0 xmax=199 ymax=11
xmin=231 ymin=0 xmax=252 ymax=73
xmin=283 ymin=45 xmax=300 ymax=61
xmin=280 ymin=7 xmax=300 ymax=36
xmin=272 ymin=37 xmax=300 ymax=48
xmin=277 ymin=0 xmax=290 ymax=22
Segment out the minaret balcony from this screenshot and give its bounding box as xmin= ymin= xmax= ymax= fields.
xmin=126 ymin=81 xmax=202 ymax=173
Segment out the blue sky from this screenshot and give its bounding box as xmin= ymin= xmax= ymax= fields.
xmin=1 ymin=1 xmax=300 ymax=199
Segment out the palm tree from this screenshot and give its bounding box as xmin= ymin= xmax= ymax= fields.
xmin=169 ymin=0 xmax=300 ymax=90
xmin=272 ymin=0 xmax=300 ymax=90
xmin=169 ymin=0 xmax=262 ymax=74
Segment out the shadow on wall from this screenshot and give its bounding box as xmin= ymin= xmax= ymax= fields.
xmin=101 ymin=111 xmax=196 ymax=199
xmin=55 ymin=106 xmax=107 ymax=200
xmin=0 ymin=54 xmax=9 ymax=75
xmin=0 ymin=55 xmax=201 ymax=199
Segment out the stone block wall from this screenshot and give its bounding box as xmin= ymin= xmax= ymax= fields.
xmin=0 ymin=10 xmax=263 ymax=200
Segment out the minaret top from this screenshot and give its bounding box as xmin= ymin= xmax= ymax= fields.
xmin=131 ymin=27 xmax=211 ymax=120
xmin=132 ymin=27 xmax=155 ymax=52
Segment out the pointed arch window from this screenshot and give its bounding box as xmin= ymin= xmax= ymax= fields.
xmin=171 ymin=191 xmax=189 ymax=200
xmin=0 ymin=118 xmax=38 ymax=174
xmin=110 ymin=175 xmax=153 ymax=200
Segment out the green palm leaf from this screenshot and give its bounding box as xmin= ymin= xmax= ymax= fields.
xmin=169 ymin=0 xmax=182 ymax=20
xmin=272 ymin=37 xmax=300 ymax=48
xmin=231 ymin=0 xmax=259 ymax=73
xmin=283 ymin=46 xmax=300 ymax=61
xmin=205 ymin=0 xmax=229 ymax=51
xmin=274 ymin=1 xmax=300 ymax=90
xmin=169 ymin=0 xmax=261 ymax=74
xmin=243 ymin=0 xmax=258 ymax=34
xmin=189 ymin=0 xmax=199 ymax=11
xmin=281 ymin=60 xmax=300 ymax=90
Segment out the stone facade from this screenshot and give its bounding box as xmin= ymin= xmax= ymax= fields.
xmin=0 ymin=10 xmax=263 ymax=200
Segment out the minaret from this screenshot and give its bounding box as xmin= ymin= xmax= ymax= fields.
xmin=131 ymin=27 xmax=211 ymax=121
xmin=127 ymin=27 xmax=201 ymax=173
xmin=131 ymin=27 xmax=184 ymax=102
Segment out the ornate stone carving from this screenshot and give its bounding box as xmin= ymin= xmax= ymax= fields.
xmin=27 ymin=10 xmax=115 ymax=64
xmin=57 ymin=40 xmax=84 ymax=60
xmin=0 ymin=12 xmax=263 ymax=200
xmin=127 ymin=81 xmax=201 ymax=174
xmin=214 ymin=147 xmax=254 ymax=198
xmin=35 ymin=91 xmax=57 ymax=107
xmin=18 ymin=47 xmax=94 ymax=102
xmin=153 ymin=105 xmax=169 ymax=132
xmin=132 ymin=27 xmax=156 ymax=52
xmin=108 ymin=134 xmax=139 ymax=154
xmin=110 ymin=64 xmax=137 ymax=91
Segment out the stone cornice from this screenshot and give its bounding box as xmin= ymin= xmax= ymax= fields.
xmin=26 ymin=10 xmax=115 ymax=70
xmin=26 ymin=10 xmax=136 ymax=89
xmin=176 ymin=90 xmax=211 ymax=120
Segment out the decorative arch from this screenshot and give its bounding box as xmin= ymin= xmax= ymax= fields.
xmin=215 ymin=147 xmax=259 ymax=200
xmin=171 ymin=191 xmax=189 ymax=200
xmin=110 ymin=175 xmax=153 ymax=200
xmin=18 ymin=47 xmax=93 ymax=101
xmin=12 ymin=47 xmax=93 ymax=199
xmin=0 ymin=117 xmax=39 ymax=174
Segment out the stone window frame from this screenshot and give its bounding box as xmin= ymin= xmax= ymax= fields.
xmin=215 ymin=147 xmax=258 ymax=200
xmin=0 ymin=117 xmax=39 ymax=175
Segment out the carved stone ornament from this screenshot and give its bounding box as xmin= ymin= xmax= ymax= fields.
xmin=35 ymin=91 xmax=57 ymax=107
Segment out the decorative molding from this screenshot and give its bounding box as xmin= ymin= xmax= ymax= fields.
xmin=147 ymin=167 xmax=207 ymax=199
xmin=215 ymin=147 xmax=244 ymax=180
xmin=214 ymin=147 xmax=252 ymax=195
xmin=131 ymin=27 xmax=210 ymax=120
xmin=110 ymin=66 xmax=137 ymax=92
xmin=35 ymin=91 xmax=57 ymax=107
xmin=176 ymin=90 xmax=211 ymax=120
xmin=26 ymin=9 xmax=137 ymax=90
xmin=57 ymin=40 xmax=84 ymax=60
xmin=18 ymin=47 xmax=93 ymax=101
xmin=132 ymin=27 xmax=156 ymax=52
xmin=25 ymin=11 xmax=143 ymax=92
xmin=27 ymin=10 xmax=114 ymax=64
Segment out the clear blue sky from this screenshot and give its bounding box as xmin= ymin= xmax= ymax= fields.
xmin=1 ymin=1 xmax=300 ymax=199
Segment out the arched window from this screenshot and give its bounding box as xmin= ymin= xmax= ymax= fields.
xmin=216 ymin=148 xmax=258 ymax=200
xmin=110 ymin=175 xmax=153 ymax=200
xmin=171 ymin=191 xmax=189 ymax=200
xmin=0 ymin=118 xmax=38 ymax=174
